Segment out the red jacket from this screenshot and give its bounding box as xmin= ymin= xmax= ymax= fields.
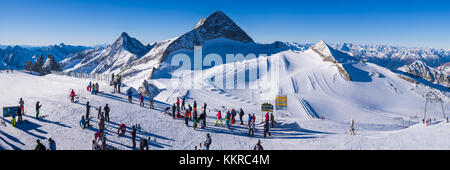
xmin=265 ymin=113 xmax=269 ymax=121
xmin=176 ymin=98 xmax=180 ymax=105
xmin=70 ymin=90 xmax=75 ymax=97
xmin=217 ymin=112 xmax=222 ymax=119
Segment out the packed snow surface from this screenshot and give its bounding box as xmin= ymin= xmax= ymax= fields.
xmin=1 ymin=48 xmax=449 ymax=150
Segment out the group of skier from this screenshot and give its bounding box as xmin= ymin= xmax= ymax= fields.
xmin=87 ymin=81 xmax=100 ymax=95
xmin=112 ymin=73 xmax=122 ymax=94
xmin=170 ymin=97 xmax=208 ymax=130
xmin=34 ymin=138 xmax=56 ymax=150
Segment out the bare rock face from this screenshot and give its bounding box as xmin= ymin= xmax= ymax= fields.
xmin=310 ymin=40 xmax=353 ymax=81
xmin=398 ymin=60 xmax=450 ymax=87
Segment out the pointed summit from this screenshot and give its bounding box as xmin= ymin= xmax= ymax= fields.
xmin=194 ymin=18 xmax=206 ymax=29
xmin=311 ymin=40 xmax=334 ymax=59
xmin=196 ymin=11 xmax=254 ymax=43
xmin=111 ymin=32 xmax=150 ymax=57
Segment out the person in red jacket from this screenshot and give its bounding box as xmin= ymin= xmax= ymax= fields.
xmin=70 ymin=89 xmax=75 ymax=103
xmin=117 ymin=124 xmax=126 ymax=136
xmin=265 ymin=112 xmax=270 ymax=124
xmin=215 ymin=111 xmax=223 ymax=126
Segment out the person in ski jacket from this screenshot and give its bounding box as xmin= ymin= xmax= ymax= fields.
xmin=248 ymin=120 xmax=255 ymax=137
xmin=270 ymin=113 xmax=276 ymax=128
xmin=215 ymin=111 xmax=223 ymax=126
xmin=200 ymin=109 xmax=207 ymax=128
xmin=92 ymin=140 xmax=101 ymax=150
xmin=117 ymin=80 xmax=122 ymax=93
xmin=85 ymin=102 xmax=91 ymax=127
xmin=253 ymin=140 xmax=264 ymax=150
xmin=263 ymin=121 xmax=271 ymax=138
xmin=35 ymin=101 xmax=42 ymax=118
xmin=96 ymin=106 xmax=103 ymax=120
xmin=176 ymin=97 xmax=180 ymax=108
xmin=140 ymin=138 xmax=149 ymax=150
xmin=239 ymin=108 xmax=244 ymax=125
xmin=117 ymin=124 xmax=126 ymax=136
xmin=19 ymin=98 xmax=25 ymax=114
xmin=181 ymin=96 xmax=185 ymax=111
xmin=248 ymin=114 xmax=253 ymax=127
xmin=193 ymin=108 xmax=198 ymax=129
xmin=48 ymin=138 xmax=56 ymax=150
xmin=34 ymin=139 xmax=46 ymax=150
xmin=252 ymin=114 xmax=256 ymax=123
xmin=98 ymin=117 xmax=105 ymax=135
xmin=172 ymin=103 xmax=176 ymax=119
xmin=225 ymin=111 xmax=231 ymax=129
xmin=80 ymin=116 xmax=86 ymax=129
xmin=11 ymin=108 xmax=17 ymax=127
xmin=231 ymin=109 xmax=237 ymax=124
xmin=193 ymin=101 xmax=197 ymax=110
xmin=139 ymin=93 xmax=144 ymax=107
xmin=149 ymin=95 xmax=154 ymax=109
xmin=95 ymin=83 xmax=99 ymax=95
xmin=104 ymin=104 xmax=110 ymax=122
xmin=127 ymin=88 xmax=133 ymax=103
xmin=184 ymin=110 xmax=189 ymax=126
xmin=91 ymin=83 xmax=95 ymax=94
xmin=70 ymin=89 xmax=75 ymax=102
xmin=88 ymin=81 xmax=92 ymax=92
xmin=204 ymin=133 xmax=212 ymax=150
xmin=131 ymin=125 xmax=137 ymax=148
xmin=17 ymin=105 xmax=22 ymax=123
xmin=265 ymin=112 xmax=269 ymax=124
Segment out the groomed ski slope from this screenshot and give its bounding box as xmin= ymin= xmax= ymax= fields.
xmin=1 ymin=46 xmax=449 ymax=149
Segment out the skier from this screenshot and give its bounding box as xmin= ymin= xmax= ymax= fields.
xmin=248 ymin=119 xmax=255 ymax=137
xmin=349 ymin=119 xmax=355 ymax=136
xmin=11 ymin=108 xmax=17 ymax=127
xmin=225 ymin=111 xmax=231 ymax=129
xmin=92 ymin=140 xmax=101 ymax=150
xmin=85 ymin=102 xmax=91 ymax=127
xmin=187 ymin=104 xmax=193 ymax=120
xmin=91 ymin=83 xmax=95 ymax=95
xmin=264 ymin=112 xmax=270 ymax=124
xmin=139 ymin=93 xmax=144 ymax=107
xmin=117 ymin=123 xmax=126 ymax=136
xmin=34 ymin=139 xmax=46 ymax=150
xmin=200 ymin=109 xmax=207 ymax=129
xmin=203 ymin=103 xmax=207 ymax=112
xmin=70 ymin=89 xmax=75 ymax=103
xmin=17 ymin=106 xmax=22 ymax=123
xmin=104 ymin=104 xmax=110 ymax=122
xmin=117 ymin=76 xmax=122 ymax=94
xmin=80 ymin=116 xmax=86 ymax=129
xmin=172 ymin=103 xmax=176 ymax=119
xmin=193 ymin=100 xmax=197 ymax=112
xmin=215 ymin=111 xmax=223 ymax=126
xmin=253 ymin=140 xmax=264 ymax=150
xmin=239 ymin=108 xmax=244 ymax=125
xmin=127 ymin=88 xmax=133 ymax=103
xmin=96 ymin=106 xmax=103 ymax=120
xmin=252 ymin=114 xmax=256 ymax=124
xmin=184 ymin=110 xmax=189 ymax=126
xmin=131 ymin=125 xmax=137 ymax=148
xmin=270 ymin=112 xmax=276 ymax=128
xmin=176 ymin=97 xmax=180 ymax=112
xmin=140 ymin=138 xmax=149 ymax=150
xmin=98 ymin=117 xmax=105 ymax=135
xmin=248 ymin=114 xmax=253 ymax=127
xmin=95 ymin=83 xmax=99 ymax=95
xmin=204 ymin=133 xmax=212 ymax=150
xmin=231 ymin=109 xmax=237 ymax=124
xmin=48 ymin=138 xmax=56 ymax=150
xmin=181 ymin=96 xmax=185 ymax=111
xmin=263 ymin=121 xmax=271 ymax=138
xmin=193 ymin=107 xmax=198 ymax=130
xmin=35 ymin=101 xmax=42 ymax=119
xmin=101 ymin=136 xmax=107 ymax=150
xmin=113 ymin=80 xmax=118 ymax=93
xmin=87 ymin=81 xmax=92 ymax=92
xmin=19 ymin=98 xmax=24 ymax=114
xmin=149 ymin=95 xmax=154 ymax=109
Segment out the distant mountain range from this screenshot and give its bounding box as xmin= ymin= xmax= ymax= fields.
xmin=1 ymin=11 xmax=449 ymax=91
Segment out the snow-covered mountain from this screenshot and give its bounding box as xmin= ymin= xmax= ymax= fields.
xmin=398 ymin=60 xmax=450 ymax=88
xmin=436 ymin=62 xmax=450 ymax=75
xmin=64 ymin=32 xmax=153 ymax=74
xmin=0 ymin=43 xmax=90 ymax=69
xmin=288 ymin=42 xmax=450 ymax=70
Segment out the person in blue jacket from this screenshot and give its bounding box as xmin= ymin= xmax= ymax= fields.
xmin=80 ymin=116 xmax=86 ymax=129
xmin=127 ymin=88 xmax=133 ymax=103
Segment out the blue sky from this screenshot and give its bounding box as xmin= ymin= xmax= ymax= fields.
xmin=1 ymin=0 xmax=449 ymax=49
